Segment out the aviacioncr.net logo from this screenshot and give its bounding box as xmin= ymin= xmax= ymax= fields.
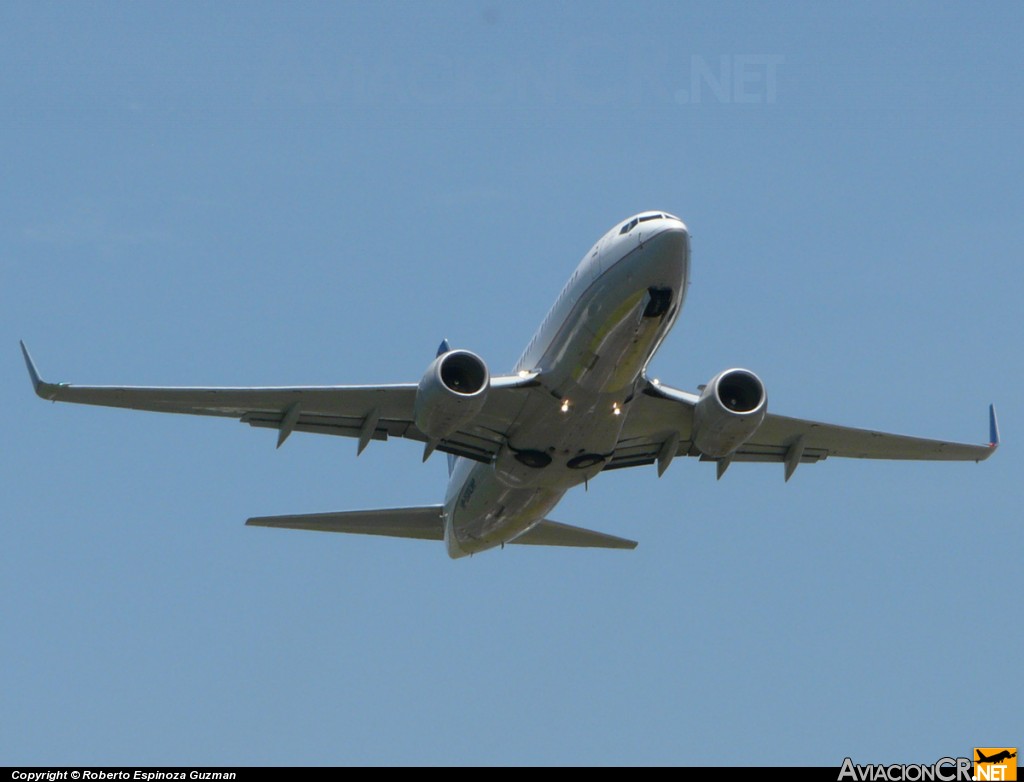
xmin=838 ymin=757 xmax=973 ymax=781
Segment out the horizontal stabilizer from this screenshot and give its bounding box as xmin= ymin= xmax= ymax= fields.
xmin=247 ymin=507 xmax=637 ymax=550
xmin=246 ymin=506 xmax=444 ymax=540
xmin=512 ymin=519 xmax=638 ymax=549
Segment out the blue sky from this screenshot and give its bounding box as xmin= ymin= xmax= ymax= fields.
xmin=3 ymin=1 xmax=1021 ymax=766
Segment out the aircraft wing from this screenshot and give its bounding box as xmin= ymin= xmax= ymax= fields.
xmin=610 ymin=377 xmax=998 ymax=478
xmin=20 ymin=342 xmax=532 ymax=463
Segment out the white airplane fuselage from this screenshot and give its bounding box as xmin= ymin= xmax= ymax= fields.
xmin=443 ymin=213 xmax=690 ymax=557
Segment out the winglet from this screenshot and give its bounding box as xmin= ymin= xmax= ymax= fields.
xmin=19 ymin=340 xmax=54 ymax=398
xmin=989 ymin=404 xmax=1000 ymax=450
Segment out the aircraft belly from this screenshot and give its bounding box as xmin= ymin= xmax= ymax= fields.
xmin=446 ymin=462 xmax=564 ymax=556
xmin=492 ymin=389 xmax=625 ymax=488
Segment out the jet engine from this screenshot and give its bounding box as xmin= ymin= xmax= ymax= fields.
xmin=692 ymin=368 xmax=767 ymax=458
xmin=414 ymin=349 xmax=490 ymax=442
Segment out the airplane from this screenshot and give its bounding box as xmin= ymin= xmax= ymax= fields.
xmin=20 ymin=211 xmax=999 ymax=558
xmin=976 ymin=750 xmax=1016 ymax=764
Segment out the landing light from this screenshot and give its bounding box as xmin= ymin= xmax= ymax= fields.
xmin=612 ymin=402 xmax=621 ymax=416
xmin=560 ymin=400 xmax=570 ymax=413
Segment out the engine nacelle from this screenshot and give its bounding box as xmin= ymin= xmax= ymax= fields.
xmin=414 ymin=349 xmax=490 ymax=442
xmin=692 ymin=368 xmax=767 ymax=458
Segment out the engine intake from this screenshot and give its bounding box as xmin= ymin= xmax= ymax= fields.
xmin=414 ymin=349 xmax=490 ymax=442
xmin=438 ymin=351 xmax=487 ymax=394
xmin=692 ymin=368 xmax=767 ymax=458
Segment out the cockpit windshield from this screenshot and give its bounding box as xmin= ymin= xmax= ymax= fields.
xmin=619 ymin=213 xmax=677 ymax=235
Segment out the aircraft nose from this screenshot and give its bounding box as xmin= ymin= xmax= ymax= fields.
xmin=644 ymin=221 xmax=690 ymax=284
xmin=653 ymin=219 xmax=689 ymax=257
xmin=652 ymin=221 xmax=690 ymax=255
xmin=655 ymin=212 xmax=688 ymax=236
xmin=666 ymin=218 xmax=688 ymax=236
